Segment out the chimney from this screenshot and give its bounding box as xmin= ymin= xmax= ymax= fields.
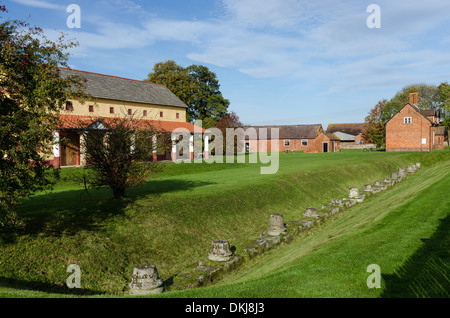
xmin=409 ymin=93 xmax=419 ymax=105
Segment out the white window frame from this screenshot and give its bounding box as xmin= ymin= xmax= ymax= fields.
xmin=404 ymin=117 xmax=412 ymax=124
xmin=301 ymin=139 xmax=308 ymax=147
xmin=284 ymin=140 xmax=290 ymax=147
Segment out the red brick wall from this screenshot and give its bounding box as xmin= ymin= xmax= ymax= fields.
xmin=386 ymin=104 xmax=433 ymax=152
xmin=432 ymin=127 xmax=445 ymax=151
xmin=246 ymin=134 xmax=340 ymax=153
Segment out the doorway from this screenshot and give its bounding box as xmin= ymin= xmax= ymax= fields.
xmin=61 ymin=131 xmax=80 ymax=166
xmin=323 ymin=142 xmax=329 ymax=153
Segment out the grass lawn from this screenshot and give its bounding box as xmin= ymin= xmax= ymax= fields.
xmin=0 ymin=149 xmax=449 ymax=297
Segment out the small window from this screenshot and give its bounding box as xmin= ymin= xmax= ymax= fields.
xmin=89 ymin=105 xmax=94 ymax=113
xmin=128 ymin=109 xmax=132 ymax=115
xmin=65 ymin=101 xmax=73 ymax=111
xmin=110 ymin=107 xmax=114 ymax=114
xmin=176 ymin=113 xmax=180 ymax=119
xmin=143 ymin=110 xmax=147 ymax=117
xmin=404 ymin=117 xmax=412 ymax=124
xmin=302 ymin=140 xmax=308 ymax=147
xmin=160 ymin=111 xmax=164 ymax=118
xmin=284 ymin=140 xmax=290 ymax=147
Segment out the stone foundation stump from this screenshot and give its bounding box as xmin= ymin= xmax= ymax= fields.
xmin=267 ymin=214 xmax=287 ymax=236
xmin=406 ymin=165 xmax=416 ymax=174
xmin=208 ymin=240 xmax=233 ymax=262
xmin=129 ymin=265 xmax=164 ymax=295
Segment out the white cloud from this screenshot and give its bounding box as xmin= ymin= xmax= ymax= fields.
xmin=47 ymin=0 xmax=450 ymax=87
xmin=222 ymin=0 xmax=306 ymax=29
xmin=11 ymin=0 xmax=65 ymax=10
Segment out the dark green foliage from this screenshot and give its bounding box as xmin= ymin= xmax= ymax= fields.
xmin=0 ymin=12 xmax=86 ymax=231
xmin=146 ymin=60 xmax=230 ymax=125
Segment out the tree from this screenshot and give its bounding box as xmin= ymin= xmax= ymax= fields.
xmin=0 ymin=9 xmax=86 ymax=231
xmin=214 ymin=111 xmax=244 ymax=154
xmin=80 ymin=114 xmax=169 ymax=199
xmin=362 ymin=99 xmax=388 ymax=147
xmin=186 ymin=64 xmax=230 ymax=127
xmin=438 ymin=82 xmax=450 ymax=143
xmin=383 ymin=83 xmax=441 ymax=120
xmin=145 ymin=60 xmax=195 ymax=114
xmin=146 ymin=60 xmax=230 ymax=125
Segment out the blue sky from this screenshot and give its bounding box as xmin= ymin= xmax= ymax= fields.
xmin=4 ymin=0 xmax=450 ymax=128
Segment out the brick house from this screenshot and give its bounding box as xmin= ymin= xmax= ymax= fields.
xmin=385 ymin=93 xmax=445 ymax=152
xmin=51 ymin=68 xmax=205 ymax=167
xmin=242 ymin=124 xmax=341 ymax=153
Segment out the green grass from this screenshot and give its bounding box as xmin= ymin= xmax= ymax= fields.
xmin=0 ymin=150 xmax=449 ymax=297
xmin=160 ymin=159 xmax=450 ymax=298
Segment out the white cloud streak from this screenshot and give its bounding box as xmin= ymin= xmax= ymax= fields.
xmin=11 ymin=0 xmax=65 ymax=10
xmin=41 ymin=0 xmax=450 ymax=93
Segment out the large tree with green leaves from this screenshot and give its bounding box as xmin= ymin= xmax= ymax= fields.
xmin=382 ymin=83 xmax=442 ymax=119
xmin=0 ymin=9 xmax=85 ymax=231
xmin=146 ymin=60 xmax=230 ymax=126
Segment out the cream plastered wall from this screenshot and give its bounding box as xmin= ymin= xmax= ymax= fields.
xmin=62 ymin=98 xmax=187 ymax=122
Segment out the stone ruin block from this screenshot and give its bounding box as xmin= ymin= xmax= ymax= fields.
xmin=406 ymin=165 xmax=416 ymax=175
xmin=415 ymin=162 xmax=421 ymax=169
xmin=208 ymin=240 xmax=234 ymax=262
xmin=373 ymin=181 xmax=387 ymax=191
xmin=342 ymin=198 xmax=354 ymax=207
xmin=330 ymin=198 xmax=343 ymax=207
xmin=266 ymin=214 xmax=287 ymax=236
xmin=329 ymin=207 xmax=340 ymax=215
xmin=348 ymin=188 xmax=365 ymax=203
xmin=303 ymin=208 xmax=320 ymax=219
xmin=391 ymin=172 xmax=400 ymax=182
xmin=398 ymin=168 xmax=407 ymax=180
xmin=129 ymin=265 xmax=164 ymax=295
xmin=288 ymin=220 xmax=314 ymax=232
xmin=383 ymin=178 xmax=393 ymax=187
xmin=363 ymin=184 xmax=375 ymax=196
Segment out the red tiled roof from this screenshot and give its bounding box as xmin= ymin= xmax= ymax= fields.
xmin=57 ymin=114 xmax=206 ymax=133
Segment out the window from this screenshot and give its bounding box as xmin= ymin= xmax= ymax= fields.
xmin=302 ymin=140 xmax=308 ymax=147
xmin=89 ymin=105 xmax=94 ymax=113
xmin=284 ymin=140 xmax=290 ymax=147
xmin=143 ymin=110 xmax=147 ymax=117
xmin=176 ymin=113 xmax=180 ymax=119
xmin=65 ymin=101 xmax=73 ymax=111
xmin=110 ymin=107 xmax=114 ymax=114
xmin=404 ymin=117 xmax=412 ymax=124
xmin=160 ymin=111 xmax=164 ymax=118
xmin=128 ymin=109 xmax=132 ymax=115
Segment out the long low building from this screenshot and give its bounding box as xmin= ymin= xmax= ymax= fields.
xmin=241 ymin=124 xmax=341 ymax=153
xmin=50 ymin=68 xmax=204 ymax=167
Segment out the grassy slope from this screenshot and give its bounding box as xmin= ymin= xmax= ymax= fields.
xmin=159 ymin=159 xmax=450 ymax=298
xmin=0 ymin=150 xmax=449 ymax=297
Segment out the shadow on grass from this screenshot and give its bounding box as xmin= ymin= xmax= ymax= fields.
xmin=381 ymin=213 xmax=450 ymax=298
xmin=2 ymin=179 xmax=214 ymax=243
xmin=0 ymin=277 xmax=103 ymax=296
